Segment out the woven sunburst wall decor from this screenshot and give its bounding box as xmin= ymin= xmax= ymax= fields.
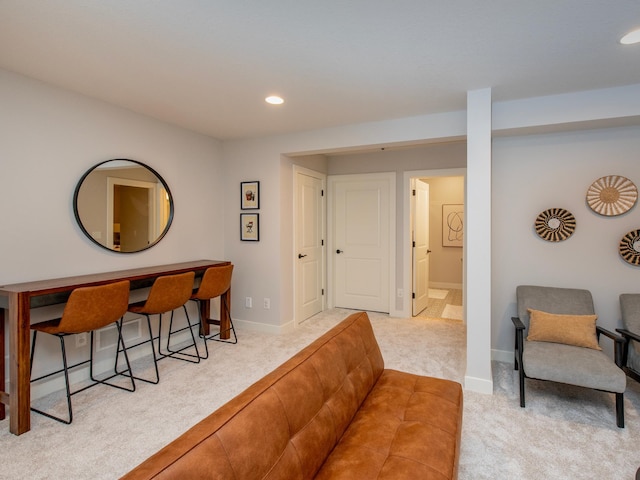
xmin=535 ymin=208 xmax=576 ymax=242
xmin=586 ymin=175 xmax=637 ymax=216
xmin=619 ymin=229 xmax=640 ymax=266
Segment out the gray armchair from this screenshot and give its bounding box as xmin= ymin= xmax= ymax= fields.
xmin=617 ymin=294 xmax=640 ymax=383
xmin=512 ymin=285 xmax=626 ymax=428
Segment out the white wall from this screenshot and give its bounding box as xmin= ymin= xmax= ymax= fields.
xmin=4 ymin=65 xmax=640 ymax=397
xmin=222 ymin=113 xmax=468 ymax=331
xmin=1 ymin=69 xmax=224 ymax=394
xmin=0 ymin=69 xmax=224 ymax=281
xmin=222 ymin=84 xmax=640 ymax=395
xmin=492 ymin=125 xmax=640 ymax=360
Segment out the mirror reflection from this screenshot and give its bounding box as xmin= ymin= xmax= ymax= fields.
xmin=73 ymin=159 xmax=173 ymax=253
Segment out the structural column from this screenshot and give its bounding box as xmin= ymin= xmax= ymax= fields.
xmin=464 ymin=88 xmax=493 ymax=394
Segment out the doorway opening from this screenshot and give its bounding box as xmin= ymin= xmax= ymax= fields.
xmin=106 ymin=177 xmax=167 ymax=252
xmin=405 ymin=169 xmax=465 ymax=321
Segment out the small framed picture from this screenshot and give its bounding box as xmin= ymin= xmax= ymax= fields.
xmin=241 ymin=181 xmax=260 ymax=210
xmin=240 ymin=213 xmax=259 ymax=241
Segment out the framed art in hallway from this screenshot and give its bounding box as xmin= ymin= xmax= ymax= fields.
xmin=442 ymin=204 xmax=463 ymax=247
xmin=241 ymin=181 xmax=260 ymax=209
xmin=240 ymin=213 xmax=259 ymax=241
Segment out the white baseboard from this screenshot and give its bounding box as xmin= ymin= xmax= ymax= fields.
xmin=464 ymin=375 xmax=493 ymax=394
xmin=234 ymin=318 xmax=295 ymax=335
xmin=492 ymin=348 xmax=513 ymax=364
xmin=429 ymin=282 xmax=463 ymax=290
xmin=389 ymin=307 xmax=409 ymax=318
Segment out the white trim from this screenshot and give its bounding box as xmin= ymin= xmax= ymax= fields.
xmin=464 ymin=375 xmax=494 ymax=394
xmin=492 ymin=349 xmax=513 ymax=364
xmin=234 ymin=318 xmax=295 ymax=335
xmin=429 ymin=282 xmax=463 ymax=290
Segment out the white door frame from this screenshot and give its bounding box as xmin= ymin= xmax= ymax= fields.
xmin=402 ymin=168 xmax=466 ymax=318
xmin=327 ymin=172 xmax=396 ymax=314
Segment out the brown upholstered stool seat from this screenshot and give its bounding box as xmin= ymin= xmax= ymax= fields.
xmin=30 ymin=280 xmax=134 ymax=424
xmin=118 ymin=271 xmax=200 ymax=384
xmin=190 ymin=264 xmax=235 ymax=358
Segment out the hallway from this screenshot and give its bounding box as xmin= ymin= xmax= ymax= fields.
xmin=417 ymin=288 xmax=463 ymax=320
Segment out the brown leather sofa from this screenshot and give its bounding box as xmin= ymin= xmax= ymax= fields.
xmin=122 ymin=311 xmax=464 ymax=479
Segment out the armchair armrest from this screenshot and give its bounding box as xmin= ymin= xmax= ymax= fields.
xmin=597 ymin=326 xmax=625 ymax=367
xmin=511 ymin=317 xmax=526 ymax=399
xmin=511 ymin=317 xmax=525 ymax=372
xmin=616 ymin=328 xmax=640 ymax=369
xmin=616 ymin=328 xmax=640 ymax=343
xmin=597 ymin=326 xmax=625 ymax=344
xmin=511 ymin=316 xmax=525 ymax=330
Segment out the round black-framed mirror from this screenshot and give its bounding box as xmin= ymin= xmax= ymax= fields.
xmin=73 ymin=159 xmax=174 ymax=253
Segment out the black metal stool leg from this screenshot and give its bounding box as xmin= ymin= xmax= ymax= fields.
xmin=30 ymin=333 xmax=73 ymax=424
xmin=163 ymin=308 xmax=202 ymax=363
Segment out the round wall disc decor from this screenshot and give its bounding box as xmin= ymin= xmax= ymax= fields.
xmin=535 ymin=208 xmax=576 ymax=242
xmin=586 ymin=175 xmax=637 ymax=216
xmin=619 ymin=229 xmax=640 ymax=266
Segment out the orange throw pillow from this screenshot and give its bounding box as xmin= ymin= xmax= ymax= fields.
xmin=527 ymin=308 xmax=601 ymax=350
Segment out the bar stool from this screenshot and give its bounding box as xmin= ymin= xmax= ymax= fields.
xmin=119 ymin=271 xmax=199 ymax=384
xmin=190 ymin=264 xmax=236 ymax=359
xmin=29 ymin=280 xmax=134 ymax=424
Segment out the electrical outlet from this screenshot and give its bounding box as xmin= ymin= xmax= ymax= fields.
xmin=76 ymin=332 xmax=88 ymax=347
xmin=245 ymin=296 xmax=252 ymax=308
xmin=263 ymin=298 xmax=270 ymax=309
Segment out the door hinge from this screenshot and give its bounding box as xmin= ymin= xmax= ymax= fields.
xmin=412 ymin=241 xmax=416 ymax=248
xmin=322 ymin=289 xmax=324 ymax=295
xmin=412 ymin=189 xmax=416 ymax=196
xmin=321 ymin=189 xmax=324 ymax=196
xmin=321 ymin=239 xmax=324 ymax=246
xmin=412 ymin=292 xmax=416 ymax=299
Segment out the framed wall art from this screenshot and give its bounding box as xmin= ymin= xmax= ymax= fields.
xmin=240 ymin=213 xmax=259 ymax=241
xmin=442 ymin=204 xmax=463 ymax=247
xmin=241 ymin=181 xmax=260 ymax=210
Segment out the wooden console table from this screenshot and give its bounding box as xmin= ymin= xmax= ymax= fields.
xmin=0 ymin=259 xmax=230 ymax=435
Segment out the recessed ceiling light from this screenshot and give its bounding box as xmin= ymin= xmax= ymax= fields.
xmin=620 ymin=28 xmax=640 ymax=45
xmin=265 ymin=95 xmax=284 ymax=105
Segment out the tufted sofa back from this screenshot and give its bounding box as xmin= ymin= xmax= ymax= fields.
xmin=122 ymin=311 xmax=384 ymax=480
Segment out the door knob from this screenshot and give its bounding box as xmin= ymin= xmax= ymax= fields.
xmin=336 ymin=249 xmax=343 ymax=254
xmin=427 ymin=249 xmax=432 ymax=254
xmin=298 ymin=254 xmax=307 ymax=259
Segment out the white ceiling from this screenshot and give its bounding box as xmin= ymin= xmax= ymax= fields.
xmin=1 ymin=1 xmax=639 ymax=140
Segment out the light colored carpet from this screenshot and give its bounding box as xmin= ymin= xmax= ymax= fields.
xmin=418 ymin=288 xmax=462 ymax=319
xmin=428 ymin=288 xmax=449 ymax=299
xmin=1 ymin=308 xmax=639 ymax=479
xmin=442 ymin=304 xmax=463 ymax=321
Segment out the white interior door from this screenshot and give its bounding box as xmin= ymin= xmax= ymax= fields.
xmin=294 ymin=167 xmax=325 ymax=324
xmin=412 ymin=179 xmax=430 ymax=315
xmin=331 ymin=173 xmax=392 ymax=313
